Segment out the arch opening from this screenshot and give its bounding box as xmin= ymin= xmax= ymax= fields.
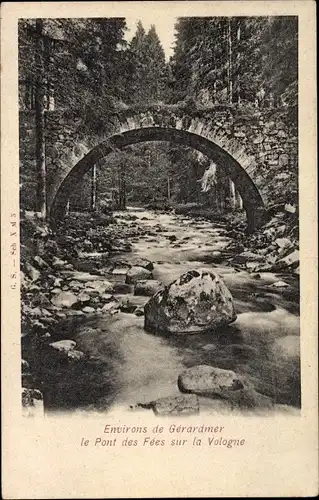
xmin=50 ymin=127 xmax=266 ymax=232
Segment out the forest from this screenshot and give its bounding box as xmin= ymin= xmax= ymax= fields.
xmin=19 ymin=16 xmax=298 ymax=216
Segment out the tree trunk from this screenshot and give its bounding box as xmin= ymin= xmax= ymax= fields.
xmin=118 ymin=164 xmax=126 ymax=209
xmin=215 ymin=166 xmax=223 ymax=213
xmin=213 ymin=81 xmax=217 ymax=104
xmin=236 ymin=22 xmax=241 ymax=105
xmin=43 ymin=35 xmax=50 ymax=110
xmin=212 ymin=27 xmax=217 ymax=104
xmin=224 ymin=176 xmax=232 ymax=212
xmin=91 ymin=164 xmax=97 ymax=211
xmin=235 ymin=188 xmax=243 ymax=210
xmin=167 ymin=176 xmax=171 ymax=201
xmin=227 ymin=18 xmax=233 ymax=104
xmin=229 ymin=179 xmax=236 ymax=209
xmin=35 ymin=19 xmax=47 ymax=217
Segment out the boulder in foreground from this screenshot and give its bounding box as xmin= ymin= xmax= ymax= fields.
xmin=178 ymin=365 xmax=244 ymax=397
xmin=178 ymin=365 xmax=274 ymax=410
xmin=139 ymin=394 xmax=199 ymax=416
xmin=144 ymin=269 xmax=236 ymax=334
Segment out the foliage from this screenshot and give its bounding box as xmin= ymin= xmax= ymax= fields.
xmin=19 ymin=18 xmax=129 ymax=113
xmin=127 ymin=22 xmax=169 ymax=103
xmin=169 ymin=16 xmax=298 ymax=106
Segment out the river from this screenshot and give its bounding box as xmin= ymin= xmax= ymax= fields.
xmin=46 ymin=207 xmax=300 ymax=416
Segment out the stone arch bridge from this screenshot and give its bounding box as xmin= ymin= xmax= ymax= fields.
xmin=20 ymin=103 xmax=298 ymax=231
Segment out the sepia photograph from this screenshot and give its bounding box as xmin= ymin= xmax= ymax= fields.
xmin=1 ymin=1 xmax=318 ymax=498
xmin=18 ymin=13 xmax=302 ymax=419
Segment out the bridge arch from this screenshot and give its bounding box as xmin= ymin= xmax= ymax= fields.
xmin=50 ymin=127 xmax=266 ymax=232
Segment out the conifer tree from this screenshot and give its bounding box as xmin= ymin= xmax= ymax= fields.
xmin=144 ymin=25 xmax=167 ymax=100
xmin=128 ymin=21 xmax=168 ymax=102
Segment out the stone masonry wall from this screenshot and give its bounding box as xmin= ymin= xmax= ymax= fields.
xmin=19 ymin=104 xmax=298 ymax=213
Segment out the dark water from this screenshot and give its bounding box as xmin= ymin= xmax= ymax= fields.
xmin=43 ymin=208 xmax=300 ymax=416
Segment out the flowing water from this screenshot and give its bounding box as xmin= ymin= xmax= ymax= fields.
xmin=46 ymin=207 xmax=300 ymax=416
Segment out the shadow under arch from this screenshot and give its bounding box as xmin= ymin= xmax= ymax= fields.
xmin=50 ymin=127 xmax=266 ymax=232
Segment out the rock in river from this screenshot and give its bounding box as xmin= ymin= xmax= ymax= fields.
xmin=49 ymin=340 xmax=76 ymax=353
xmin=268 ymin=280 xmax=290 ymax=288
xmin=139 ymin=394 xmax=199 ymax=416
xmin=82 ymin=306 xmax=96 ymax=314
xmin=77 ymin=291 xmax=91 ymax=305
xmin=134 ymin=279 xmax=163 ymax=297
xmin=67 ymin=349 xmax=85 ymax=361
xmin=84 ymin=280 xmax=114 ymax=295
xmin=125 ymin=266 xmax=153 ymax=284
xmin=24 ymin=262 xmax=41 ymax=282
xmin=52 ymin=257 xmax=68 ymax=269
xmin=135 ymin=307 xmax=144 ymax=317
xmin=21 ymin=359 xmax=30 ymax=374
xmin=275 ymin=237 xmax=292 ymax=249
xmin=22 ymin=388 xmax=44 ymax=417
xmin=51 ymin=291 xmax=78 ymax=309
xmin=178 ymin=365 xmax=244 ymax=397
xmin=129 ymin=257 xmax=154 ymax=271
xmin=33 ymin=255 xmax=49 ymax=269
xmin=144 ymin=268 xmax=236 ymax=334
xmin=102 ymin=301 xmax=120 ymax=313
xmin=277 ymin=249 xmax=299 ymax=269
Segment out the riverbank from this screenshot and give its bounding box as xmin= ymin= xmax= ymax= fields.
xmin=20 ymin=205 xmax=300 ymax=417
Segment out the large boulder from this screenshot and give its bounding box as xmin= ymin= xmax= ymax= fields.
xmin=178 ymin=365 xmax=273 ymax=410
xmin=178 ymin=365 xmax=244 ymax=397
xmin=126 ymin=266 xmax=153 ymax=284
xmin=144 ymin=269 xmax=236 ymax=334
